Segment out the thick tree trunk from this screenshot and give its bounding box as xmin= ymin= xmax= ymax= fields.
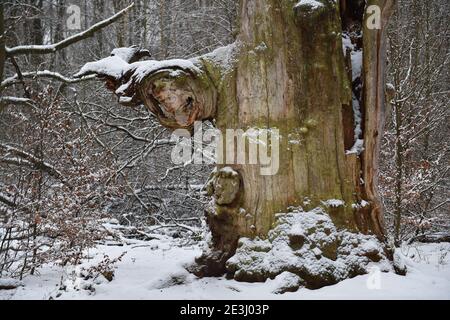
xmin=76 ymin=0 xmax=396 ymax=288
xmin=196 ymin=0 xmax=395 ymax=279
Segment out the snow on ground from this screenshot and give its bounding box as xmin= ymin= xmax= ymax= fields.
xmin=294 ymin=0 xmax=324 ymax=10
xmin=1 ymin=239 xmax=449 ymax=300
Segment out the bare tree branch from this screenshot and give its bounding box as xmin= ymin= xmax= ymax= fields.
xmin=0 ymin=96 xmax=34 ymax=106
xmin=5 ymin=3 xmax=135 ymax=56
xmin=1 ymin=70 xmax=95 ymax=89
xmin=0 ymin=143 xmax=63 ymax=180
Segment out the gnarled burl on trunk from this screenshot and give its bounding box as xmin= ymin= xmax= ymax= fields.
xmin=76 ymin=0 xmax=396 ymax=288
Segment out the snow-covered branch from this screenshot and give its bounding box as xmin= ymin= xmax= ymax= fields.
xmin=1 ymin=70 xmax=95 ymax=89
xmin=0 ymin=96 xmax=34 ymax=106
xmin=0 ymin=143 xmax=63 ymax=180
xmin=74 ymin=43 xmax=238 ymax=130
xmin=5 ymin=3 xmax=135 ymax=56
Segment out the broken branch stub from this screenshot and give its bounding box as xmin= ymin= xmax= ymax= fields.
xmin=138 ymin=69 xmax=217 ymax=131
xmin=75 ymin=46 xmax=218 ymax=131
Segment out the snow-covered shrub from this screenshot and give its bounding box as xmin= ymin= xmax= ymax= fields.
xmin=57 ymin=252 xmax=127 ymax=296
xmin=0 ymin=87 xmax=123 ymax=278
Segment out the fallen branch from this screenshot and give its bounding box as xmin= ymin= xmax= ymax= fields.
xmin=0 ymin=278 xmax=24 ymax=290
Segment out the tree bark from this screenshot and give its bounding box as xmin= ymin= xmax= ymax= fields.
xmin=197 ymin=0 xmax=395 ymax=277
xmin=361 ymin=0 xmax=396 ymax=238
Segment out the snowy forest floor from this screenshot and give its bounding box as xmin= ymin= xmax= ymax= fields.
xmin=1 ymin=236 xmax=449 ymax=300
